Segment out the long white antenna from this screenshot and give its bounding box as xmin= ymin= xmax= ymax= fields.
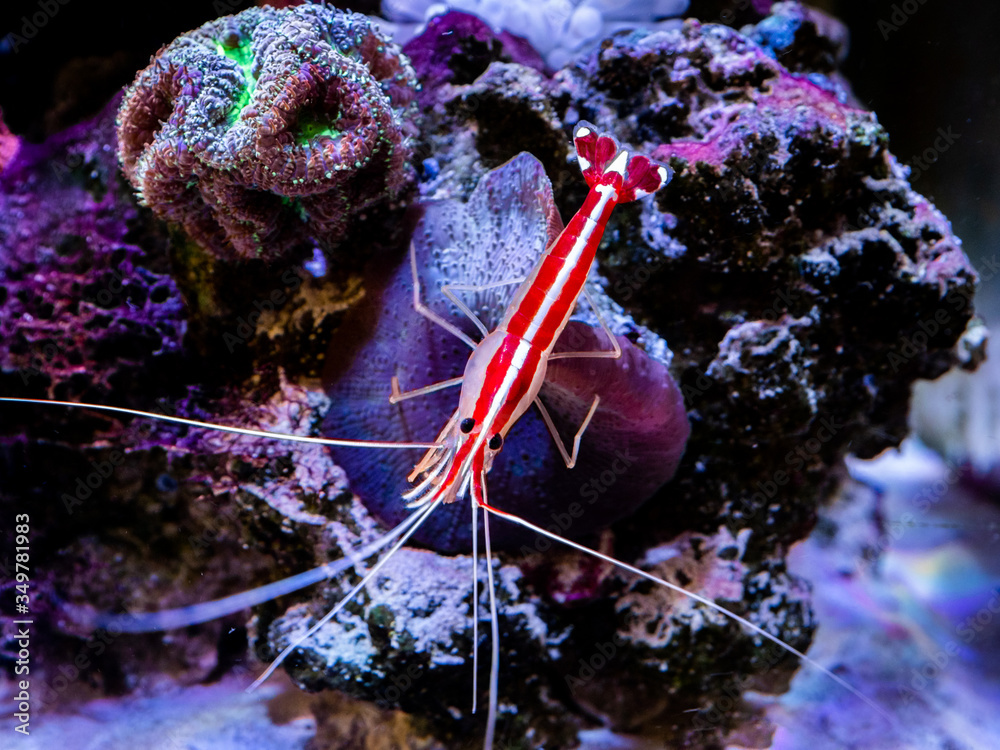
xmin=471 ymin=492 xmax=481 ymax=714
xmin=482 ymin=504 xmax=893 ymax=723
xmin=0 ymin=398 xmax=439 ymax=450
xmin=248 ymin=497 xmax=443 ymax=691
xmin=480 ymin=474 xmax=500 ymax=750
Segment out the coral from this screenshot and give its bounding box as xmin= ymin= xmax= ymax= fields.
xmin=117 ymin=4 xmax=418 ymax=262
xmin=0 ymin=94 xmax=186 ymax=402
xmin=0 ymin=107 xmax=18 ymax=175
xmin=748 ymin=1 xmax=849 ymax=74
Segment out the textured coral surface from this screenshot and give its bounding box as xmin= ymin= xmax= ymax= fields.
xmin=117 ymin=4 xmax=418 ymax=261
xmin=0 ymin=3 xmax=985 ymax=749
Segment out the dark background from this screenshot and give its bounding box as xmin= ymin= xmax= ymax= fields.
xmin=1 ymin=0 xmax=997 ymax=313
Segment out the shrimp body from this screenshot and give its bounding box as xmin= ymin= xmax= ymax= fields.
xmin=407 ymin=123 xmax=671 ymax=510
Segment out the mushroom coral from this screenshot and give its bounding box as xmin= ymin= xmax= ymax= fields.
xmin=116 ymin=4 xmax=418 ymax=262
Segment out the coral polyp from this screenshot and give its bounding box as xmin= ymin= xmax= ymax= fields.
xmin=116 ymin=5 xmax=418 ymax=262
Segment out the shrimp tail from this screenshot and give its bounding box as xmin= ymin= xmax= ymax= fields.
xmin=573 ymin=120 xmax=672 ymax=203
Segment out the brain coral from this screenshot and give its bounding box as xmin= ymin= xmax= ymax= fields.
xmin=117 ymin=4 xmax=418 ymax=262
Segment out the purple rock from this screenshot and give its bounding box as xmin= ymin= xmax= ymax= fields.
xmin=0 ymin=94 xmax=187 ymax=402
xmin=403 ymin=11 xmax=548 ymax=108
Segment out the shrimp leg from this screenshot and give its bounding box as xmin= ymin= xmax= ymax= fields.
xmin=407 ymin=241 xmax=479 ymax=350
xmin=441 ymin=276 xmax=527 ymax=339
xmin=394 ymin=246 xmax=525 ymax=400
xmin=533 ymin=393 xmax=602 ymax=470
xmin=389 ymin=375 xmax=464 ymax=404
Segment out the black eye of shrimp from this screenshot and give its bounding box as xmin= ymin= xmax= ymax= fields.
xmin=460 ymin=417 xmax=475 ymax=434
xmin=488 ymin=433 xmax=503 ymax=450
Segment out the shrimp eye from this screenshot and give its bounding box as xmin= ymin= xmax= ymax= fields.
xmin=488 ymin=434 xmax=503 ymax=450
xmin=460 ymin=418 xmax=475 ymax=434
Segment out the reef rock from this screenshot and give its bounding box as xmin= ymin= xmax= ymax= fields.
xmin=0 ymin=4 xmax=981 ymax=750
xmin=255 ymin=12 xmax=977 ymax=747
xmin=385 ymin=0 xmax=691 ymax=68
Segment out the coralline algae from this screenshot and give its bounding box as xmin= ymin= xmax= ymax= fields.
xmin=0 ymin=108 xmax=19 ymax=174
xmin=0 ymin=3 xmax=983 ymax=749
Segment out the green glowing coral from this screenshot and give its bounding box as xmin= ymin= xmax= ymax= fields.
xmin=117 ymin=4 xmax=418 ymax=262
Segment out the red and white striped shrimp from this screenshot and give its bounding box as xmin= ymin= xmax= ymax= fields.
xmin=398 ymin=124 xmax=669 ymax=510
xmin=0 ymin=123 xmax=884 ymax=748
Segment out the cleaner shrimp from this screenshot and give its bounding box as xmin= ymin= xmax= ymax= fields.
xmin=1 ymin=123 xmax=887 ymax=748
